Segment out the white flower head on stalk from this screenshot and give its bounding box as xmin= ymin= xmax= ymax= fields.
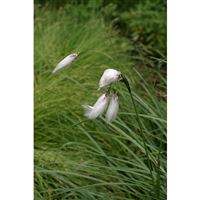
xmin=98 ymin=69 xmax=122 ymax=89
xmin=106 ymin=94 xmax=119 ymax=122
xmin=82 ymin=93 xmax=109 ymax=119
xmin=52 ymin=52 xmax=79 ymax=73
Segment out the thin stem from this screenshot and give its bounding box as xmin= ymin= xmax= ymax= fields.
xmin=71 ymin=119 xmax=90 ymax=127
xmin=155 ymin=150 xmax=161 ymax=199
xmin=122 ymin=75 xmax=154 ymax=183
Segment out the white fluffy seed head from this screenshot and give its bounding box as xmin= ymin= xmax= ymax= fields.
xmin=98 ymin=69 xmax=122 ymax=89
xmin=82 ymin=93 xmax=109 ymax=119
xmin=106 ymin=94 xmax=119 ymax=122
xmin=82 ymin=105 xmax=93 ymax=118
xmin=52 ymin=52 xmax=79 ymax=73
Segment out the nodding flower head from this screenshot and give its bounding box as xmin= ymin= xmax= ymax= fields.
xmin=82 ymin=93 xmax=109 ymax=119
xmin=98 ymin=69 xmax=122 ymax=89
xmin=52 ymin=52 xmax=79 ymax=73
xmin=106 ymin=94 xmax=119 ymax=122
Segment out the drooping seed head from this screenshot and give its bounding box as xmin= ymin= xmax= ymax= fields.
xmin=98 ymin=69 xmax=122 ymax=89
xmin=105 ymin=94 xmax=119 ymax=122
xmin=82 ymin=93 xmax=109 ymax=119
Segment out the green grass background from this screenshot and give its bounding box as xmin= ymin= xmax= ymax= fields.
xmin=34 ymin=1 xmax=166 ymax=199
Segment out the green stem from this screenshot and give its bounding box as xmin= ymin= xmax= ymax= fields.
xmin=71 ymin=119 xmax=90 ymax=127
xmin=122 ymin=75 xmax=154 ymax=183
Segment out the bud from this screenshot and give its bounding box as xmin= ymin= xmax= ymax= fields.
xmin=52 ymin=52 xmax=79 ymax=73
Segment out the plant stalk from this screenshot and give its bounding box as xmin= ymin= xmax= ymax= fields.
xmin=122 ymin=75 xmax=154 ymax=183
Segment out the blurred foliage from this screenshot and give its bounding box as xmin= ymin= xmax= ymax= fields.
xmin=34 ymin=0 xmax=167 ymax=74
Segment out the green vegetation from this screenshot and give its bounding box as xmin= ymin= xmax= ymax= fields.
xmin=34 ymin=1 xmax=166 ymax=199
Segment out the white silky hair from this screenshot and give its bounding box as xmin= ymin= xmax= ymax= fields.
xmin=82 ymin=105 xmax=93 ymax=118
xmin=52 ymin=52 xmax=79 ymax=73
xmin=82 ymin=93 xmax=109 ymax=119
xmin=106 ymin=94 xmax=119 ymax=122
xmin=98 ymin=69 xmax=121 ymax=89
xmin=99 ymin=69 xmax=121 ymax=89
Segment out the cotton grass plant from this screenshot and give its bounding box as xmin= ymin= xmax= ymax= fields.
xmin=34 ymin=3 xmax=166 ymax=200
xmin=83 ymin=69 xmax=121 ymax=122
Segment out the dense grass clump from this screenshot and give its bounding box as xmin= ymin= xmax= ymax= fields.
xmin=34 ymin=2 xmax=166 ymax=200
